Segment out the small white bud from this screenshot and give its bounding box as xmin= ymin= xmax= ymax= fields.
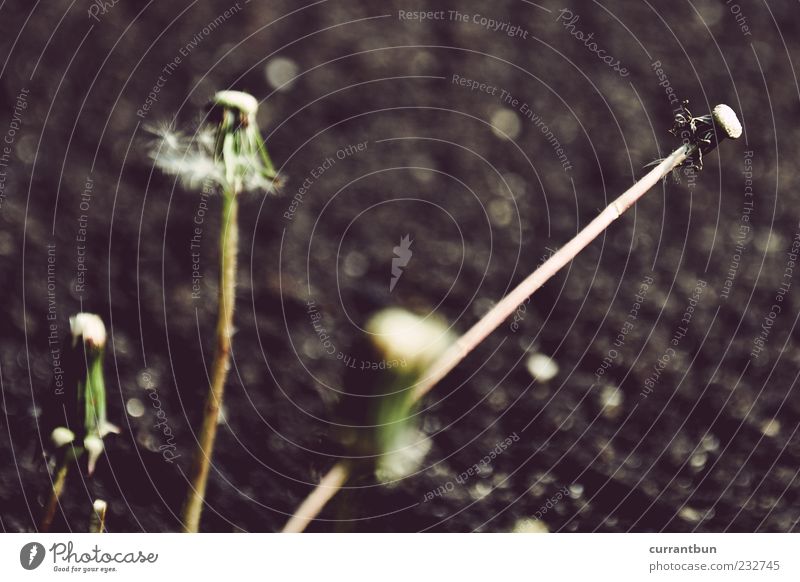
xmin=51 ymin=427 xmax=75 ymax=448
xmin=712 ymin=104 xmax=742 ymax=139
xmin=70 ymin=313 xmax=107 ymax=350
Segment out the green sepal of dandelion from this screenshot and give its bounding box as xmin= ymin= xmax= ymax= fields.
xmin=51 ymin=314 xmax=119 ymax=476
xmin=371 ymin=368 xmax=429 ymax=483
xmin=148 ymin=90 xmax=280 ymax=196
xmin=77 ymin=336 xmax=119 ymax=475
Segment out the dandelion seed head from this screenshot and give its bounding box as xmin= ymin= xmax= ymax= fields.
xmin=161 ymin=130 xmax=181 ymax=151
xmin=178 ymin=154 xmax=224 ymax=189
xmin=148 ymin=91 xmax=281 ymax=196
xmin=712 ymin=104 xmax=742 ymax=139
xmin=195 ymin=128 xmax=216 ymax=150
xmin=145 ymin=122 xmax=183 ymax=152
xmin=245 ymin=171 xmax=279 ymax=194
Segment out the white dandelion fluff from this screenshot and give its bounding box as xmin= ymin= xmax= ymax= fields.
xmin=147 ymin=91 xmax=280 ymax=195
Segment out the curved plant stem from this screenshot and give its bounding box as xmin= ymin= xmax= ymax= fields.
xmin=281 ymin=461 xmax=351 ymax=533
xmin=40 ymin=459 xmax=70 ymax=532
xmin=281 ymin=143 xmax=698 ymax=533
xmin=182 ymin=191 xmax=239 ymax=532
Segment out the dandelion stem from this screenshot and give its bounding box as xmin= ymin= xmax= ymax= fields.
xmin=411 ymin=143 xmax=696 ymax=403
xmin=40 ymin=457 xmax=70 ymax=532
xmin=281 ymin=461 xmax=351 ymax=533
xmin=182 ymin=190 xmax=239 ymax=532
xmin=282 ymin=142 xmax=700 ymax=533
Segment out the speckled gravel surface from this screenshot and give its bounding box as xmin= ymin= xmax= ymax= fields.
xmin=1 ymin=1 xmax=799 ymax=532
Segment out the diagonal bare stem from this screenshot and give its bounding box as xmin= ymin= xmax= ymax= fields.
xmin=411 ymin=143 xmax=695 ymax=403
xmin=281 ymin=460 xmax=352 ymax=533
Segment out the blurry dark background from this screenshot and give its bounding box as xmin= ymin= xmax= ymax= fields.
xmin=1 ymin=0 xmax=799 ymax=532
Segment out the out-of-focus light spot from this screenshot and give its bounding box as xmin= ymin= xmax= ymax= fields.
xmin=488 ymin=198 xmax=513 ymax=227
xmin=490 ymin=108 xmax=521 ymax=140
xmin=126 ymin=398 xmax=145 ymax=418
xmin=678 ymin=507 xmax=703 ymax=523
xmin=512 ymin=518 xmax=549 ymax=533
xmin=760 ymin=419 xmax=780 ymax=437
xmin=343 ymin=251 xmax=368 ymax=278
xmin=526 ymin=353 xmax=558 ymax=382
xmin=265 ymin=57 xmax=299 ymax=91
xmin=599 ymin=385 xmax=624 ymax=418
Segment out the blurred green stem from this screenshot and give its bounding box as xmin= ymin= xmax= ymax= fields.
xmin=182 ymin=190 xmax=239 ymax=532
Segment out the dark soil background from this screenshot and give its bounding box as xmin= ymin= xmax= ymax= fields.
xmin=1 ymin=0 xmax=799 ymax=532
